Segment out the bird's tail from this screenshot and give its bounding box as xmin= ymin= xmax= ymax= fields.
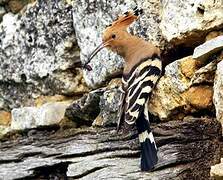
xmin=136 ymin=114 xmax=158 ymax=171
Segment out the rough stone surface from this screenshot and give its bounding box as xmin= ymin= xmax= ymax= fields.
xmin=148 ymin=57 xmax=194 ymax=120
xmin=206 ymin=31 xmax=223 ymax=41
xmin=0 ymin=6 xmax=5 ymax=20
xmin=161 ymin=0 xmax=223 ymax=45
xmin=66 ymin=78 xmax=123 ymax=127
xmin=0 ymin=111 xmax=11 ymax=126
xmin=148 ymin=56 xmax=215 ymax=121
xmin=7 ymin=0 xmax=34 ymax=13
xmin=193 ymin=35 xmax=223 ymax=61
xmin=93 ymin=87 xmax=122 ymax=127
xmin=0 ymin=125 xmax=10 ymax=137
xmin=65 ymin=89 xmax=103 ymax=126
xmin=0 ymin=118 xmax=221 ymax=179
xmin=180 ymin=56 xmax=202 ymax=79
xmin=0 ymin=0 xmax=9 ymax=5
xmin=72 ymin=0 xmax=165 ymax=88
xmin=148 ymin=76 xmax=187 ymax=121
xmin=11 ymin=101 xmax=71 ymax=130
xmin=0 ymin=0 xmax=82 ymax=110
xmin=92 ymin=78 xmax=121 ymax=127
xmin=190 ymin=58 xmax=221 ymax=85
xmin=211 ymin=158 xmax=223 ymax=180
xmin=213 ymin=60 xmax=223 ymax=127
xmin=35 ymin=95 xmax=69 ymax=107
xmin=0 ymin=110 xmax=10 ymax=137
xmin=183 ymin=86 xmax=213 ymax=110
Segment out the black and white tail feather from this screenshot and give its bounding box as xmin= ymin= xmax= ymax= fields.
xmin=117 ymin=54 xmax=161 ymax=171
xmin=136 ymin=108 xmax=158 ymax=171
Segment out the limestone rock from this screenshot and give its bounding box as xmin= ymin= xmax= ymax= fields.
xmin=7 ymin=0 xmax=30 ymax=13
xmin=148 ymin=56 xmax=215 ymax=120
xmin=93 ymin=78 xmax=121 ymax=127
xmin=59 ymin=116 xmax=77 ymax=130
xmin=213 ymin=60 xmax=223 ymax=127
xmin=183 ymin=86 xmax=213 ymax=109
xmin=0 ymin=125 xmax=10 ymax=138
xmin=66 ymin=78 xmax=122 ymax=127
xmin=206 ymin=31 xmax=223 ymax=41
xmin=190 ymin=58 xmax=221 ymax=85
xmin=148 ymin=56 xmax=196 ymax=120
xmin=35 ymin=95 xmax=69 ymax=107
xmin=65 ymin=90 xmax=103 ymax=126
xmin=34 ymin=101 xmax=71 ymax=127
xmin=148 ymin=75 xmax=188 ymax=121
xmin=11 ymin=101 xmax=71 ymax=130
xmin=164 ymin=56 xmax=196 ymax=92
xmin=161 ymin=0 xmax=223 ymax=45
xmin=0 ymin=6 xmax=5 ymax=21
xmin=93 ymin=87 xmax=122 ymax=127
xmin=0 ymin=0 xmax=9 ymax=5
xmin=193 ymin=35 xmax=223 ymax=61
xmin=72 ymin=0 xmax=164 ymax=88
xmin=0 ymin=110 xmax=10 ymax=136
xmin=211 ymin=158 xmax=223 ymax=180
xmin=180 ymin=56 xmax=203 ymax=79
xmin=0 ymin=111 xmax=11 ymax=126
xmin=11 ymin=107 xmax=37 ymax=130
xmin=0 ymin=0 xmax=82 ymax=110
xmin=106 ymin=78 xmax=122 ymax=89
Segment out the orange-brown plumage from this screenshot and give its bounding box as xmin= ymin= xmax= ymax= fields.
xmin=86 ymin=8 xmax=160 ymax=74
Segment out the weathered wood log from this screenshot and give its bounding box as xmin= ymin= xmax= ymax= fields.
xmin=0 ymin=117 xmax=221 ymax=180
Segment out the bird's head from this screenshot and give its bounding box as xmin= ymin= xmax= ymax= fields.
xmin=83 ymin=7 xmax=143 ymax=70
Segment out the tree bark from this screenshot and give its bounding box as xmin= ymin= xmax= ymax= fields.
xmin=0 ymin=117 xmax=221 ymax=180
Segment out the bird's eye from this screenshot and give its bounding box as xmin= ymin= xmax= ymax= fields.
xmin=111 ymin=34 xmax=116 ymax=39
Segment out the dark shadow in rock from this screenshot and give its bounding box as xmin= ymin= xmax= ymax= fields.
xmin=65 ymin=89 xmax=104 ymax=127
xmin=19 ymin=162 xmax=71 ymax=180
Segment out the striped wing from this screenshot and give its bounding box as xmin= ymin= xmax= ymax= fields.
xmin=123 ymin=56 xmax=162 ymax=125
xmin=117 ymin=87 xmax=125 ymax=131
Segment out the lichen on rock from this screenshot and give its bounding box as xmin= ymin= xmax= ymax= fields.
xmin=160 ymin=0 xmax=223 ymax=45
xmin=0 ymin=0 xmax=86 ymax=110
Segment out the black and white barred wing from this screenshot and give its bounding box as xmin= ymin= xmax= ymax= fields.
xmin=124 ymin=56 xmax=162 ymax=125
xmin=116 ymin=87 xmax=125 ymax=131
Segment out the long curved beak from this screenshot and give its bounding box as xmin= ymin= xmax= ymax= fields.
xmin=82 ymin=40 xmax=110 ymax=70
xmin=88 ymin=42 xmax=108 ymax=62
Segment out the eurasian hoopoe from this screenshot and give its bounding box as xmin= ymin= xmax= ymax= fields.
xmin=84 ymin=7 xmax=162 ymax=171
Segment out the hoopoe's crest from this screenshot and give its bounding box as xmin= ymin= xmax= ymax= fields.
xmin=105 ymin=7 xmax=143 ymax=31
